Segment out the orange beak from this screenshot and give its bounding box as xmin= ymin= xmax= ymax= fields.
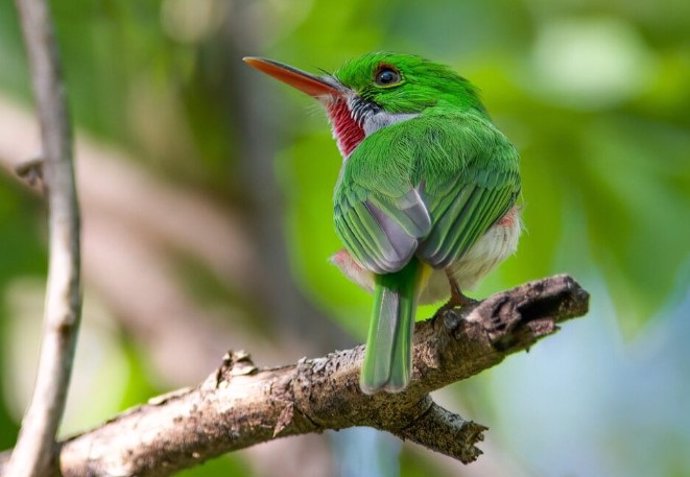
xmin=242 ymin=57 xmax=341 ymax=98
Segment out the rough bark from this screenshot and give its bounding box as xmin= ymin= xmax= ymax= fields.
xmin=0 ymin=95 xmax=336 ymax=476
xmin=0 ymin=274 xmax=589 ymax=477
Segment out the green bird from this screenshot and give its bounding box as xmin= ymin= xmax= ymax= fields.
xmin=244 ymin=53 xmax=521 ymax=394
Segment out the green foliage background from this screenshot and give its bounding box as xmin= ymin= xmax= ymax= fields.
xmin=0 ymin=0 xmax=689 ymax=476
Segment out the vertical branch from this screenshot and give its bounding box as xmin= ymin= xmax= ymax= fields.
xmin=5 ymin=0 xmax=82 ymax=476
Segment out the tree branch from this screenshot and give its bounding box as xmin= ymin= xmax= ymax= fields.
xmin=1 ymin=275 xmax=588 ymax=477
xmin=0 ymin=95 xmax=337 ymax=477
xmin=4 ymin=0 xmax=81 ymax=476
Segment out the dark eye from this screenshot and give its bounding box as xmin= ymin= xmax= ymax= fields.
xmin=375 ymin=67 xmax=401 ymax=86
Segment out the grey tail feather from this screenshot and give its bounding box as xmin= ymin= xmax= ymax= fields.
xmin=360 ymin=258 xmax=420 ymax=394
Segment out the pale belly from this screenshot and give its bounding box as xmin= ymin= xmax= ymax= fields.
xmin=331 ymin=206 xmax=522 ymax=304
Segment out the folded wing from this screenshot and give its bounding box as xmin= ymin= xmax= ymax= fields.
xmin=333 ymin=113 xmax=520 ymax=274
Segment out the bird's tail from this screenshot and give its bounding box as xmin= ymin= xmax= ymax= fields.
xmin=360 ymin=257 xmax=422 ymax=394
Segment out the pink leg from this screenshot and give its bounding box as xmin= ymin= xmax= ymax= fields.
xmin=434 ymin=270 xmax=478 ymax=318
xmin=444 ymin=269 xmax=478 ymax=308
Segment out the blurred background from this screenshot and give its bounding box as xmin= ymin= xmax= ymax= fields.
xmin=1 ymin=0 xmax=689 ymax=476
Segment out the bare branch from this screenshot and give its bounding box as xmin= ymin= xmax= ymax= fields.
xmin=0 ymin=96 xmax=336 ymax=476
xmin=396 ymin=401 xmax=488 ymax=463
xmin=0 ymin=275 xmax=588 ymax=477
xmin=4 ymin=0 xmax=81 ymax=476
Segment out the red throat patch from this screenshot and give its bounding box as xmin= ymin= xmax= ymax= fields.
xmin=327 ymin=99 xmax=365 ymax=156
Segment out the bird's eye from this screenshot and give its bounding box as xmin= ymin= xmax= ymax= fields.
xmin=375 ymin=66 xmax=401 ymax=87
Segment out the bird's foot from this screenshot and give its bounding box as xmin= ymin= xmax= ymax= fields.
xmin=433 ymin=277 xmax=479 ymax=320
xmin=435 ymin=292 xmax=479 ymax=316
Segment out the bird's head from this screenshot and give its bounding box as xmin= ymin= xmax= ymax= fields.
xmin=243 ymin=52 xmax=485 ymax=157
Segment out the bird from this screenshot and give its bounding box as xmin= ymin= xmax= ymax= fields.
xmin=243 ymin=52 xmax=521 ymax=395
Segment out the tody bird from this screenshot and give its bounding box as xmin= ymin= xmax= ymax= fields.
xmin=243 ymin=52 xmax=521 ymax=394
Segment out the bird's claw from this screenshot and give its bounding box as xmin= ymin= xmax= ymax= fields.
xmin=433 ymin=274 xmax=480 ymax=320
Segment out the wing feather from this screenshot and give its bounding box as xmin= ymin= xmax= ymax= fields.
xmin=333 ymin=112 xmax=520 ymax=274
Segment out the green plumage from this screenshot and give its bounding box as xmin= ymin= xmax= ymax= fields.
xmin=335 ymin=112 xmax=519 ymax=271
xmin=361 ymin=257 xmax=421 ymax=394
xmin=331 ymin=54 xmax=521 ymax=394
xmin=334 ymin=53 xmax=487 ymax=114
xmin=243 ymin=51 xmax=521 ymax=394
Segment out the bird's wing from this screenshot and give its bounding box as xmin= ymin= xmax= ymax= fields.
xmin=334 ymin=118 xmax=432 ymax=274
xmin=334 ymin=184 xmax=431 ymax=274
xmin=416 ymin=169 xmax=518 ymax=268
xmin=415 ymin=114 xmax=521 ymax=268
xmin=333 ymin=112 xmax=520 ymax=274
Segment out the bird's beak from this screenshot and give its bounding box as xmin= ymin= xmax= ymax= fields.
xmin=242 ymin=57 xmax=341 ymax=98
